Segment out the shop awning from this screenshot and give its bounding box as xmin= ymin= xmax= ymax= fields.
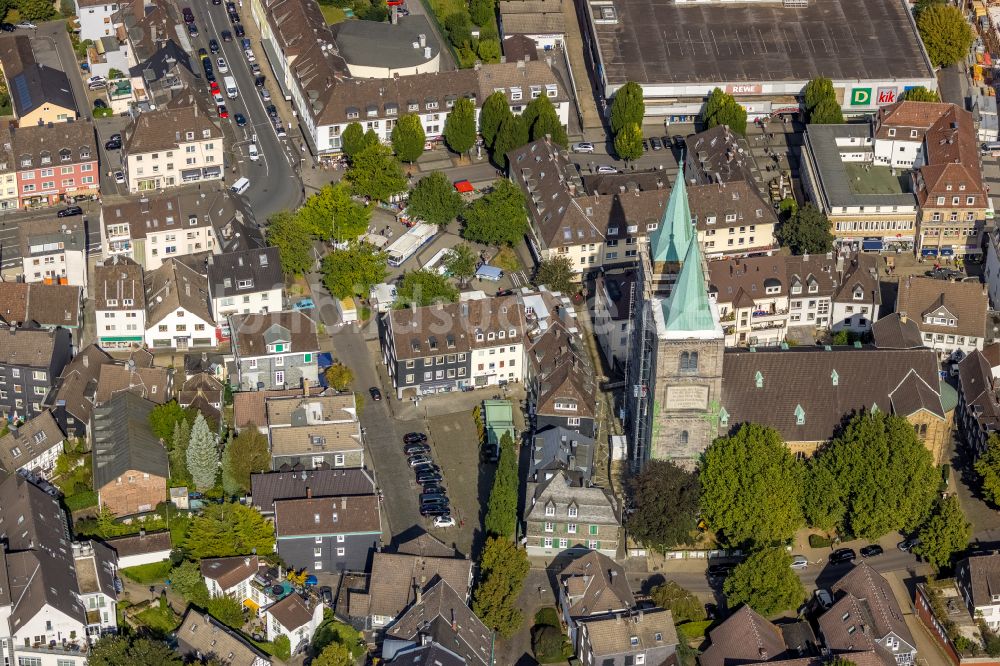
xmin=921 ymin=248 xmax=939 ymax=256
xmin=940 ymin=247 xmax=955 ymax=256
xmin=243 ymin=599 xmax=259 ymax=612
xmin=454 ymin=180 xmax=473 ymax=193
xmin=99 ymin=336 xmax=143 ymax=342
xmin=861 ymin=239 xmax=884 ymax=251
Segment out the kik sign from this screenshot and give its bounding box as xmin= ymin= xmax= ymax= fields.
xmin=876 ymin=87 xmax=898 ymax=105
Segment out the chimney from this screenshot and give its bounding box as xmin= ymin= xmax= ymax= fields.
xmin=451 ymin=607 xmax=457 ymax=632
xmin=82 ymin=354 xmax=89 ymax=368
xmin=303 ymin=377 xmax=310 ymax=396
xmin=306 ymin=486 xmax=312 ymax=499
xmin=244 ymin=557 xmax=250 ymax=566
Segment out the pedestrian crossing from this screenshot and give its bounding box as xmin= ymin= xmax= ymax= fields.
xmin=509 ymin=270 xmax=529 ymax=288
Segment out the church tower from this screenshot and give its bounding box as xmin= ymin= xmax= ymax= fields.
xmin=626 ymin=167 xmax=725 ymax=468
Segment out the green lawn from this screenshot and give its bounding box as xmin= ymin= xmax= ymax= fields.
xmin=427 ymin=0 xmax=465 ymax=19
xmin=120 ymin=560 xmax=173 ymax=584
xmin=319 ymin=4 xmax=346 ymax=23
xmin=493 ymin=247 xmax=522 ymax=273
xmin=134 ymin=605 xmax=181 ymax=635
xmin=677 ymin=620 xmax=713 ymax=640
xmin=64 ymin=491 xmax=98 ymax=511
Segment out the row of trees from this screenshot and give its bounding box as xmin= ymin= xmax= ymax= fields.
xmin=480 ymin=91 xmax=567 ymax=168
xmin=610 ymin=82 xmax=645 ymax=162
xmin=388 ymin=98 xmax=478 ymax=163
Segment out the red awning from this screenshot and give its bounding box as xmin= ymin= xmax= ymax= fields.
xmin=454 ymin=180 xmax=473 ymax=193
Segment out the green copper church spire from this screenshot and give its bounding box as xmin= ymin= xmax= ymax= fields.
xmin=662 ymin=228 xmax=716 ymax=333
xmin=649 ymin=161 xmax=693 ymax=264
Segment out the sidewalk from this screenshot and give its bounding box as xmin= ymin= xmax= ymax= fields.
xmin=884 ymin=571 xmax=952 ymax=666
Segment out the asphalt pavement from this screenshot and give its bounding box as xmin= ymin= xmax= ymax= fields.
xmin=187 ymin=1 xmax=303 ymax=224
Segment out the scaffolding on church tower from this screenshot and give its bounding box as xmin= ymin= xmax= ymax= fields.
xmin=624 ymin=246 xmax=660 ymax=468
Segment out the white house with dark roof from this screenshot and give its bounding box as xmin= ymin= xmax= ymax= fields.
xmin=957 ymin=553 xmax=1000 ymax=630
xmin=144 ymin=259 xmax=217 ymax=351
xmin=264 ymin=593 xmax=323 ymax=650
xmin=94 ymin=255 xmax=146 ymax=350
xmin=122 ymin=106 xmax=224 ymax=193
xmin=16 ymin=217 xmax=88 ymax=288
xmin=0 ymin=410 xmax=65 ymax=478
xmin=207 ymin=247 xmax=285 ymax=326
xmin=73 ymin=540 xmax=120 ymax=636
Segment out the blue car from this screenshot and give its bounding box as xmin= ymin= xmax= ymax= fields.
xmin=292 ymin=298 xmax=315 ymax=310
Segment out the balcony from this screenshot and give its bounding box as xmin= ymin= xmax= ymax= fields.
xmin=20 ymin=640 xmax=89 ymax=657
xmin=750 ymin=320 xmax=786 ymax=332
xmin=751 ymin=308 xmax=789 ymax=321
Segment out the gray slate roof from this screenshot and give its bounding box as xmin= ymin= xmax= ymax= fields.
xmin=872 ymin=314 xmax=924 ymax=350
xmin=207 ymin=246 xmax=283 ymax=300
xmin=529 ymin=426 xmax=596 ymax=484
xmin=91 ymin=392 xmax=169 ymax=489
xmin=0 ymin=411 xmax=64 ymax=473
xmin=329 ymin=16 xmax=440 ymax=68
xmin=250 ymin=468 xmax=376 ymax=513
xmin=525 ymin=469 xmax=618 ymax=525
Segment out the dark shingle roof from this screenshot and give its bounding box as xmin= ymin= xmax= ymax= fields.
xmin=559 ymin=550 xmax=634 ymax=618
xmin=0 ymin=411 xmax=63 ymax=473
xmin=386 ymin=580 xmax=493 ymax=666
xmin=962 ymin=553 xmax=1000 ymax=608
xmin=177 ymin=608 xmax=272 ymax=664
xmin=124 ymin=105 xmax=222 ymax=154
xmin=896 ymin=276 xmax=988 ymax=340
xmin=91 ymin=392 xmax=169 ymax=489
xmin=229 ymin=311 xmax=318 ymax=358
xmin=822 ymin=563 xmax=915 ymax=656
xmin=872 ymin=314 xmax=924 ymax=350
xmin=700 ymin=605 xmax=786 ymax=666
xmin=206 ymin=247 xmax=283 ymax=299
xmin=273 ymin=494 xmax=380 ymax=537
xmin=94 ymin=255 xmax=145 ymax=311
xmin=250 ymin=468 xmax=376 ymax=513
xmin=720 ymin=347 xmax=944 ymax=442
xmin=201 ymin=555 xmax=259 ymax=590
xmin=0 ymin=35 xmax=77 ymax=119
xmin=45 ymin=344 xmax=113 ymax=422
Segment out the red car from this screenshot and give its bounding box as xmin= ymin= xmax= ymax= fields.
xmin=217 ymin=105 xmax=229 ymax=119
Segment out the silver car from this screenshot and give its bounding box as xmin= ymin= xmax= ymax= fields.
xmin=572 ymin=141 xmax=595 ymax=153
xmin=790 ymin=554 xmax=808 ymax=570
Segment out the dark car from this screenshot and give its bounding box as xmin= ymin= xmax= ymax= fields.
xmin=707 ymin=563 xmax=736 ymax=578
xmin=251 ymin=62 xmax=262 ymax=75
xmin=830 ymin=548 xmax=856 ymax=564
xmin=369 ymin=387 xmax=381 ymax=401
xmin=650 ymin=136 xmax=663 ymax=150
xmin=229 ymin=11 xmax=240 ymax=23
xmin=480 ymin=445 xmax=499 ymax=463
xmin=925 ymin=268 xmax=964 ymax=280
xmin=234 ymin=23 xmax=245 ymax=37
xmin=209 ymin=38 xmax=220 ymax=54
xmin=226 ymin=1 xmax=236 ymax=10
xmin=197 ymin=47 xmax=209 ymax=60
xmin=0 ymin=23 xmax=15 ymax=32
xmin=420 ymin=506 xmax=450 ymax=517
xmin=672 ymin=135 xmax=685 ymax=147
xmin=265 ymin=104 xmax=278 ymax=119
xmin=234 ymin=112 xmax=247 ymax=127
xmin=420 ymin=494 xmax=449 ymax=505
xmin=420 ymin=491 xmax=447 ymax=501
xmin=404 ymin=433 xmax=428 ymax=444
xmin=416 ymin=471 xmax=442 ymax=484
xmin=221 ymin=29 xmax=233 ymax=41
xmin=93 ymin=99 xmax=107 ymax=108
xmin=255 ymin=75 xmax=266 ymax=88
xmin=421 ymin=484 xmax=446 ymax=495
xmin=182 ymin=7 xmax=194 ymax=23
xmin=641 ymin=138 xmax=649 ymax=151
xmin=104 ymin=137 xmax=121 ymax=150
xmin=319 ymin=586 xmax=333 ymax=605
xmin=188 ymin=22 xmax=198 ymax=36
xmin=57 ymin=206 xmax=83 ymax=218
xmin=860 ymin=544 xmax=884 ymax=558
xmin=898 ymin=537 xmax=920 ymax=552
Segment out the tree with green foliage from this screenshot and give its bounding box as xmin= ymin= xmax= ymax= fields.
xmin=523 ymin=95 xmax=567 ymax=147
xmin=492 ymin=114 xmax=529 ymax=169
xmin=650 ymin=581 xmax=706 ymax=623
xmin=809 ymin=98 xmax=845 ymax=125
xmin=17 ymin=0 xmax=55 ymax=21
xmin=149 ymin=401 xmax=195 ymax=441
xmin=461 ymin=179 xmax=528 ymax=245
xmin=703 ymin=87 xmax=747 ymax=135
xmin=723 ymin=548 xmax=807 ymax=617
xmin=206 ymin=595 xmax=244 ymax=629
xmin=170 ymin=418 xmax=192 ymax=485
xmin=409 ymin=172 xmax=464 ymax=226
xmin=610 ymin=81 xmax=645 ymax=135
xmin=812 ymin=411 xmax=940 ymax=540
xmin=445 ymin=97 xmax=478 ymax=155
xmin=391 ymin=114 xmax=426 ymax=163
xmin=267 ymin=210 xmax=315 ymax=276
xmin=444 ymin=11 xmax=473 ymax=48
xmin=477 ymin=37 xmax=502 ymax=63
xmin=701 ymin=423 xmax=804 ymax=548
xmin=221 ymin=436 xmax=241 ymax=498
xmin=272 ymin=635 xmax=291 ymax=661
xmin=320 ymin=242 xmax=389 ymax=299
xmin=901 ymin=86 xmax=941 ymax=102
xmin=802 ymin=461 xmax=845 ymax=532
xmin=395 ymin=270 xmax=459 ymax=307
xmin=186 ymin=413 xmax=219 ymax=491
xmin=469 ymin=0 xmax=494 ymax=25
xmin=297 ymin=181 xmax=371 ymax=242
xmin=472 ymin=536 xmax=530 ymax=637
xmin=627 ymin=460 xmax=701 ymax=551
xmin=804 ymin=77 xmax=836 ymax=115
xmin=485 ymin=432 xmax=518 ymax=537
xmin=918 ymin=4 xmax=974 ymax=67
xmin=341 ymin=122 xmax=366 ymax=159
xmin=778 ymin=197 xmax=798 ymax=220
xmin=346 ymin=143 xmax=407 ymax=203
xmin=220 ymin=429 xmax=270 ymax=496
xmin=480 ymin=91 xmax=510 ymax=149
xmin=614 ymin=122 xmax=643 ymax=163
xmin=324 ymin=364 xmax=354 ymax=392
xmin=913 ymin=0 xmax=945 ymax=17
xmin=313 ymin=642 xmax=353 ymax=666
xmin=534 ymin=256 xmax=576 ymax=295
xmin=168 ymin=560 xmax=210 ymax=606
xmin=445 ymin=243 xmax=479 ymax=287
xmin=776 ymin=203 xmax=835 ymax=255
xmin=977 ymin=434 xmax=1000 ymax=507
xmin=914 ymin=495 xmax=971 ymax=569
xmin=88 ymin=635 xmax=181 ymax=666
xmin=185 ymin=502 xmax=275 ymax=558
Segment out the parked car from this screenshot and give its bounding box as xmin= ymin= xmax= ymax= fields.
xmin=409 ymin=456 xmax=433 ymax=468
xmin=814 ymin=588 xmax=834 ymax=609
xmin=404 ymin=445 xmax=431 ymax=456
xmin=255 ymin=75 xmax=266 ymax=88
xmin=790 ymin=554 xmax=808 ymax=570
xmin=209 ymin=38 xmax=220 ymax=54
xmin=898 ymin=537 xmax=920 ymax=552
xmin=87 ymin=75 xmax=106 ymax=89
xmin=650 ymin=136 xmax=663 ymax=150
xmin=248 ymin=143 xmax=258 ymax=161
xmin=596 ymin=165 xmax=618 ymax=174
xmin=420 ymin=497 xmax=449 ymax=508
xmin=187 ymin=22 xmax=198 ymax=36
xmin=707 ymin=563 xmax=736 ymax=578
xmin=58 ymin=206 xmax=83 ymax=218
xmin=416 ymin=471 xmax=442 ymax=484
xmin=571 ymin=142 xmax=594 ymax=153
xmin=404 ymin=433 xmax=428 ymax=444
xmin=433 ymin=515 xmax=456 ymax=528
xmin=104 ymin=137 xmax=121 ymax=150
xmin=0 ymin=23 xmax=15 ymax=32
xmin=217 ymin=105 xmax=229 ymax=119
xmin=292 ymin=298 xmax=315 ymax=310
xmin=420 ymin=492 xmax=448 ymax=503
xmin=925 ymin=268 xmax=964 ymax=281
xmin=234 ymin=23 xmax=245 ymax=38
xmin=260 ymin=87 xmax=271 ymax=102
xmin=318 ymin=586 xmax=333 ymax=606
xmin=15 ymin=21 xmax=37 ymax=29
xmin=265 ymin=104 xmax=278 ymax=119
xmin=420 ymin=506 xmax=450 ymax=517
xmin=93 ymin=99 xmax=107 ymax=109
xmin=114 ymin=170 xmax=125 ymax=184
xmin=421 ymin=484 xmax=446 ymax=495
xmin=221 ymin=29 xmax=233 ymax=41
xmin=860 ymin=544 xmax=884 ymax=558
xmin=216 ymin=57 xmax=228 ymax=73
xmin=413 ymin=463 xmax=440 ymax=474
xmin=182 ymin=7 xmax=194 ymax=23
xmin=369 ymin=387 xmax=381 ymax=401
xmin=234 ymin=112 xmax=247 ymax=127
xmin=829 ymin=548 xmax=856 ymax=564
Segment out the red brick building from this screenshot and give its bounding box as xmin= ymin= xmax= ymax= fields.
xmin=11 ymin=119 xmax=98 ymax=209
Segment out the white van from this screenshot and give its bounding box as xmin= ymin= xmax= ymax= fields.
xmin=248 ymin=143 xmax=259 ymax=161
xmin=231 ymin=177 xmax=250 ymax=194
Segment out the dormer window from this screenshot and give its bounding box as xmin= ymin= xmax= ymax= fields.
xmin=346 ymin=107 xmax=360 ymax=119
xmin=446 ymin=96 xmax=457 ymax=108
xmin=40 ymin=152 xmax=51 ymax=165
xmin=808 ymin=282 xmax=818 ymax=294
xmin=267 ymin=343 xmax=287 ymax=353
xmin=408 ymin=101 xmax=419 ymax=112
xmin=20 ymin=157 xmax=31 ymax=167
xmin=425 ymin=100 xmax=439 ymax=110
xmin=237 ymin=279 xmax=252 ymax=290
xmin=795 ymin=404 xmax=805 ymax=425
xmin=888 ymin=129 xmax=896 ymax=137
xmin=831 ymin=369 xmax=839 ymax=386
xmin=853 ymin=289 xmax=863 ymax=300
xmin=510 ymin=87 xmax=522 ymax=101
xmin=59 ymin=148 xmax=71 ymax=162
xmin=568 ymin=506 xmax=577 ymax=518
xmin=106 ymin=299 xmax=117 ymax=307
xmin=530 ymin=85 xmax=541 ymax=99
xmin=186 ymin=131 xmax=195 ymax=140
xmin=544 ymin=505 xmax=555 ymax=517
xmin=546 ymin=84 xmax=557 ymax=98
xmin=123 ymin=298 xmax=133 ymax=306
xmin=80 ymin=149 xmax=91 ymax=159
xmin=366 ymin=104 xmax=378 ymax=117
xmin=385 ymin=104 xmax=398 ymax=116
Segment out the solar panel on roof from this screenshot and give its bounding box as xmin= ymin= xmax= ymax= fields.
xmin=12 ymin=75 xmax=31 ymax=111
